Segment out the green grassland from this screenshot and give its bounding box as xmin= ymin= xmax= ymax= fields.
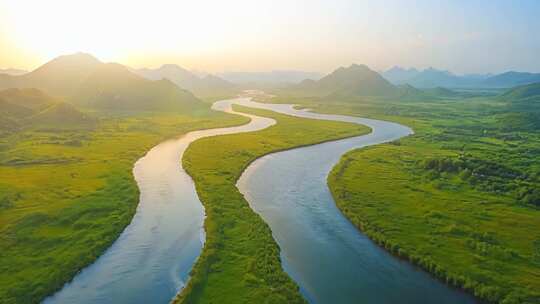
xmin=277 ymin=94 xmax=540 ymax=303
xmin=175 ymin=105 xmax=370 ymax=304
xmin=0 ymin=108 xmax=248 ymax=304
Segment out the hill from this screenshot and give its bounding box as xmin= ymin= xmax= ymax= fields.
xmin=74 ymin=63 xmax=201 ymax=111
xmin=483 ymin=72 xmax=540 ymax=88
xmin=0 ymin=53 xmax=102 ymax=96
xmin=0 ymin=88 xmax=56 ymax=117
xmin=500 ymin=82 xmax=540 ymax=101
xmin=0 ymin=88 xmax=95 ymax=130
xmin=396 ymin=84 xmax=426 ymax=99
xmin=297 ymin=64 xmax=397 ymax=97
xmin=495 ymin=83 xmax=540 ymax=131
xmin=134 ymin=64 xmax=236 ymax=97
xmin=0 ymin=53 xmax=203 ymax=111
xmin=27 ymin=102 xmax=96 ymax=127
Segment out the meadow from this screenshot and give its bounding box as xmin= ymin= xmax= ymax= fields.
xmin=175 ymin=105 xmax=369 ymax=303
xmin=0 ymin=108 xmax=248 ymax=304
xmin=280 ymin=94 xmax=540 ymax=303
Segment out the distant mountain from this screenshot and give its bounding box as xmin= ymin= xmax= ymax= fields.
xmin=0 ymin=68 xmax=27 ymax=76
xmin=134 ymin=64 xmax=235 ymax=96
xmin=75 ymin=63 xmax=200 ymax=111
xmin=395 ymin=84 xmax=462 ymax=100
xmin=462 ymin=73 xmax=492 ymax=81
xmin=0 ymin=53 xmax=202 ymax=111
xmin=382 ymin=67 xmax=420 ymax=84
xmin=0 ymin=53 xmax=103 ymax=96
xmin=403 ymin=68 xmax=469 ymax=88
xmin=219 ymin=70 xmax=323 ymax=85
xmin=482 ymin=72 xmax=540 ymax=88
xmin=296 ymin=64 xmax=397 ymax=97
xmin=383 ymin=66 xmax=540 ymax=89
xmin=0 ymin=88 xmax=95 ymax=130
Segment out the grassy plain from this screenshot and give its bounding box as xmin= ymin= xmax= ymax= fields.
xmin=175 ymin=105 xmax=369 ymax=304
xmin=267 ymin=94 xmax=540 ymax=303
xmin=0 ymin=108 xmax=248 ymax=304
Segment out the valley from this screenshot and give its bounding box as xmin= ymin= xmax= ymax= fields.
xmin=1 ymin=7 xmax=539 ymax=301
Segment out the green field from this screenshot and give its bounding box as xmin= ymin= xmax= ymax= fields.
xmin=175 ymin=105 xmax=370 ymax=303
xmin=280 ymin=95 xmax=540 ymax=304
xmin=0 ymin=108 xmax=248 ymax=304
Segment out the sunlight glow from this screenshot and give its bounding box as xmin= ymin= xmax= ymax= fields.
xmin=0 ymin=0 xmax=539 ymax=73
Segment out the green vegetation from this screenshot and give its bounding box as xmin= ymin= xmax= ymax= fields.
xmin=278 ymin=91 xmax=540 ymax=303
xmin=73 ymin=63 xmax=201 ymax=111
xmin=175 ymin=105 xmax=369 ymax=304
xmin=0 ymin=107 xmax=248 ymax=304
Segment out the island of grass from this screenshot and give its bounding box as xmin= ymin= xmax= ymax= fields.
xmin=0 ymin=106 xmax=248 ymax=304
xmin=175 ymin=105 xmax=370 ymax=303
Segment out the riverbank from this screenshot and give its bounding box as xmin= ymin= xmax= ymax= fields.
xmin=313 ymin=97 xmax=540 ymax=304
xmin=174 ymin=105 xmax=369 ymax=303
xmin=0 ymin=108 xmax=248 ymax=304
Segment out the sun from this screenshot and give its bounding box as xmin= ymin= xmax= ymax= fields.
xmin=0 ymin=0 xmax=242 ymax=67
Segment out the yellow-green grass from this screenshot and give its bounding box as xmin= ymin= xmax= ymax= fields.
xmin=0 ymin=109 xmax=249 ymax=304
xmin=314 ymin=97 xmax=540 ymax=303
xmin=175 ymin=105 xmax=370 ymax=304
xmin=329 ymin=142 xmax=540 ymax=303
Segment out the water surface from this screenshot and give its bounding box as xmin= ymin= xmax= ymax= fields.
xmin=236 ymin=101 xmax=477 ymax=304
xmin=43 ymin=98 xmax=274 ymax=304
xmin=44 ymin=98 xmax=476 ymax=304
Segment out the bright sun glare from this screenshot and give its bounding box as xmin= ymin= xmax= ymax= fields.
xmin=1 ymin=0 xmax=259 ymax=65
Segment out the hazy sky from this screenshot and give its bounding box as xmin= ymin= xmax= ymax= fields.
xmin=1 ymin=0 xmax=539 ymax=74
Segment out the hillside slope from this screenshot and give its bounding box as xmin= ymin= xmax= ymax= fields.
xmin=0 ymin=53 xmax=203 ymax=112
xmin=135 ymin=64 xmax=236 ymax=97
xmin=74 ymin=63 xmax=201 ymax=111
xmin=0 ymin=53 xmax=102 ymax=96
xmin=0 ymin=88 xmax=97 ymax=131
xmin=297 ymin=64 xmax=397 ymax=97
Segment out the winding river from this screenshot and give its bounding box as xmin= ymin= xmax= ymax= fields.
xmin=44 ymin=96 xmax=476 ymax=303
xmin=235 ymin=100 xmax=477 ymax=304
xmin=43 ymin=98 xmax=275 ymax=304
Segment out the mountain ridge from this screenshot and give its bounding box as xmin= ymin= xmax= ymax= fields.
xmin=0 ymin=53 xmax=203 ymax=112
xmin=382 ymin=66 xmax=540 ymax=88
xmin=134 ymin=64 xmax=235 ymax=97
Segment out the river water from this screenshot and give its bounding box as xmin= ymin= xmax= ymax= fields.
xmin=43 ymin=98 xmax=274 ymax=304
xmin=44 ymin=97 xmax=476 ymax=304
xmin=235 ymin=100 xmax=477 ymax=304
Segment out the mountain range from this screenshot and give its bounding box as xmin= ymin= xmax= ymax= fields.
xmin=0 ymin=53 xmax=202 ymax=112
xmin=294 ymin=64 xmax=398 ymax=97
xmin=288 ymin=64 xmax=502 ymax=100
xmin=218 ymin=70 xmax=323 ymax=85
xmin=134 ymin=64 xmax=236 ymax=97
xmin=382 ymin=66 xmax=540 ymax=89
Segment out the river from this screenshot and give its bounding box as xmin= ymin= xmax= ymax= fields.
xmin=44 ymin=97 xmax=476 ymax=304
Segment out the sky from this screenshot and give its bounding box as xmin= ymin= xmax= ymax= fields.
xmin=0 ymin=0 xmax=539 ymax=74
